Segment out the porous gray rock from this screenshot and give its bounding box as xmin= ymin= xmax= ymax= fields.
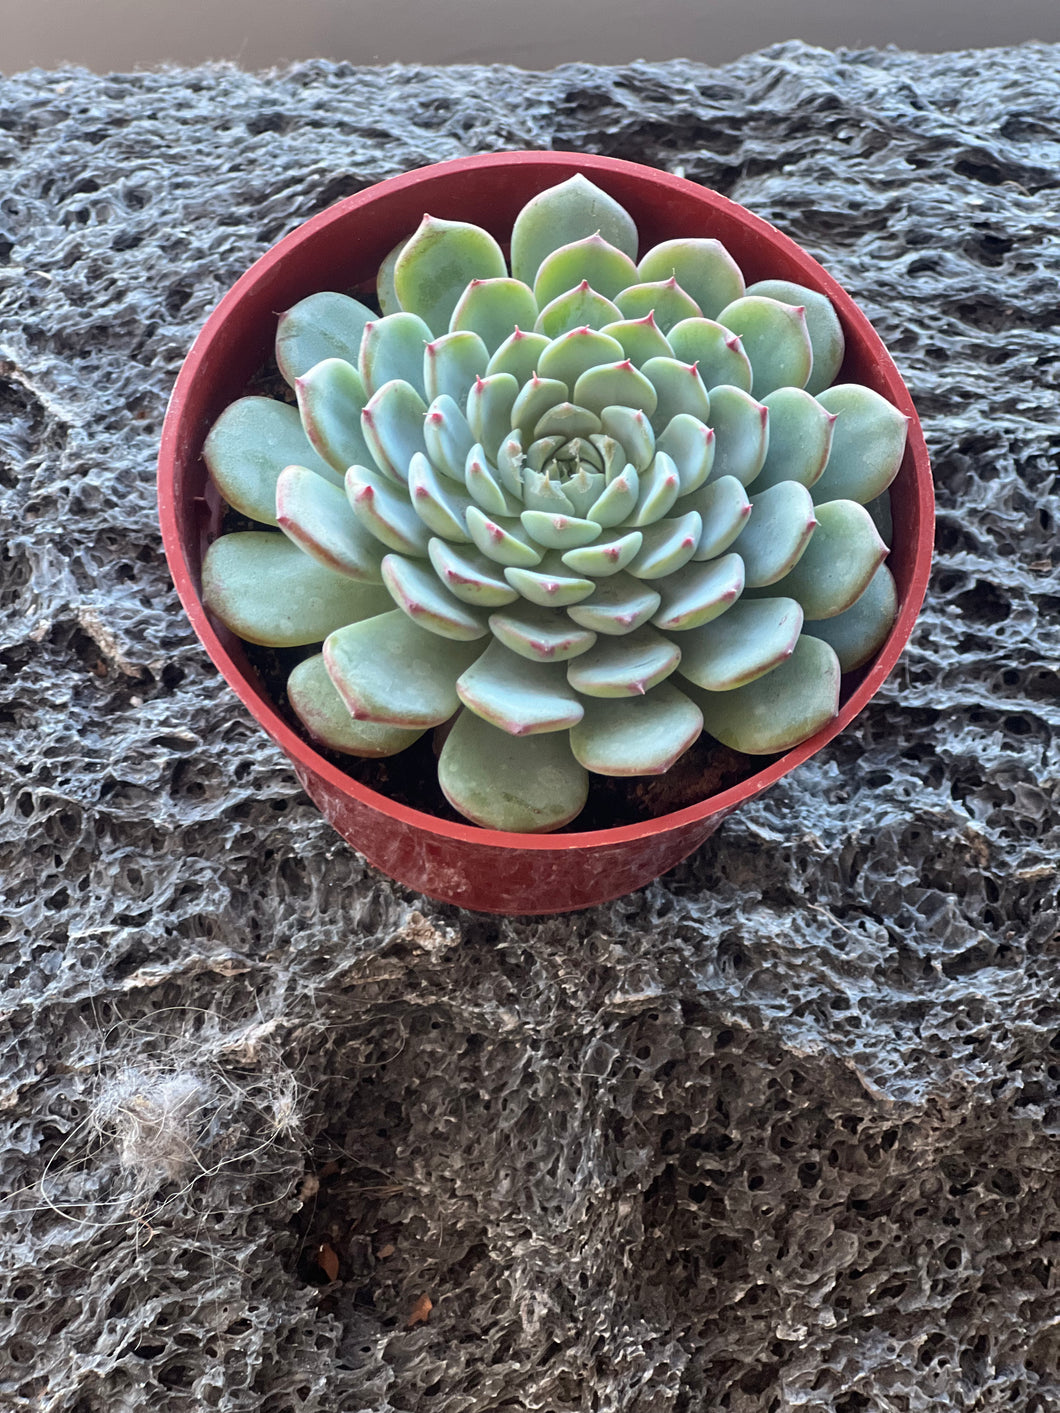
xmin=2 ymin=42 xmax=1059 ymax=1412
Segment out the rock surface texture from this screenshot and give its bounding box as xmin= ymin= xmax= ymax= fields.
xmin=2 ymin=43 xmax=1059 ymax=1413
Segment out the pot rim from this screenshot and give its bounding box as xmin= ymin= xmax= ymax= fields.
xmin=158 ymin=150 xmax=934 ymax=853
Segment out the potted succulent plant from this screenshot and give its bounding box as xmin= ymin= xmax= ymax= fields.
xmin=158 ymin=152 xmax=933 ymax=914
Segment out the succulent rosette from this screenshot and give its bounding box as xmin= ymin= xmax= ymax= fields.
xmin=201 ymin=175 xmax=907 ymax=832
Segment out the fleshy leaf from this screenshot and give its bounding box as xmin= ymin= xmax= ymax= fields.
xmin=511 ymin=376 xmax=570 ymax=445
xmin=510 ymin=174 xmax=639 ymax=287
xmin=538 ymin=327 xmax=626 ymax=389
xmin=345 ymin=464 xmax=432 ymax=556
xmin=746 ymin=279 xmax=845 ymax=395
xmin=465 ymin=445 xmax=518 ymax=517
xmin=707 ymin=385 xmax=770 ymax=486
xmin=427 ymin=538 xmax=520 ymax=606
xmin=600 ymin=313 xmax=673 ymax=367
xmin=376 ymin=239 xmax=408 ymax=317
xmin=276 ymin=464 xmax=386 ymax=581
xmin=640 ymin=357 xmax=711 ymax=430
xmin=587 ymin=465 xmax=639 ymax=528
xmin=627 ymin=511 xmax=702 ymax=580
xmin=393 ymin=215 xmax=507 ymax=333
xmin=629 ymin=452 xmax=681 ymax=527
xmin=637 ymin=238 xmax=745 ymax=320
xmin=771 ymin=498 xmax=888 ymax=620
xmin=570 ymin=681 xmax=704 ymax=776
xmin=423 ymin=393 xmax=476 ymax=481
xmin=296 ymin=357 xmax=373 ymax=473
xmin=678 ymin=596 xmax=804 ymax=691
xmin=276 ymin=292 xmax=376 ymax=387
xmin=504 ymin=553 xmax=595 ymax=606
xmin=667 ymin=318 xmax=753 ymax=393
xmin=203 ymin=396 xmax=341 ymax=527
xmin=803 ymin=562 xmax=898 ymax=670
xmin=438 ymin=709 xmax=589 ymax=832
xmin=457 ymin=639 xmax=585 ymax=735
xmin=573 ymin=360 xmax=658 ymax=420
xmin=360 ymin=313 xmax=432 ymax=398
xmin=324 ymin=609 xmax=483 ymax=728
xmin=202 ymin=531 xmax=392 ymax=647
xmin=561 ymin=530 xmax=643 ymax=578
xmin=533 ymin=402 xmax=602 ymax=441
xmin=407 ymin=451 xmax=474 ymax=542
xmin=467 ymin=373 xmax=519 ymax=461
xmin=381 ymin=553 xmax=490 ymax=640
xmin=813 ymin=385 xmax=909 ymax=504
xmin=655 ymin=414 xmax=716 ymax=493
xmin=521 ymin=511 xmax=602 ymax=551
xmin=361 ymin=379 xmax=429 ymax=484
xmin=652 ymin=553 xmax=744 ymax=631
xmin=599 ymin=406 xmax=655 ymax=472
xmin=534 ymin=282 xmax=622 ymax=338
xmin=614 ymin=278 xmax=701 ymax=332
xmin=566 ymin=626 xmax=681 ymax=698
xmin=533 ymin=233 xmax=639 ymax=305
xmin=687 ymin=635 xmax=840 ymax=753
xmin=450 ymin=277 xmax=539 ymax=354
xmin=287 ymin=653 xmax=424 ymax=758
xmin=466 ymin=506 xmax=543 ymax=568
xmin=739 ymin=481 xmax=818 ymax=587
xmin=488 ymin=602 xmax=597 ymax=662
xmin=716 ymin=296 xmax=813 ymax=398
xmin=487 ymin=328 xmax=551 ymax=383
xmin=754 ymin=387 xmax=836 ymax=491
xmin=424 ymin=331 xmax=489 ymax=408
xmin=566 ymin=572 xmax=662 ymax=636
xmin=686 ymin=475 xmax=751 ymax=561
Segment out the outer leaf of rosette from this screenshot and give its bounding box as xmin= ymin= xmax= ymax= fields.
xmin=511 ymin=375 xmax=569 ymax=446
xmin=770 ymin=498 xmax=889 ymax=620
xmin=533 ymin=234 xmax=639 ymax=306
xmin=802 ymin=561 xmax=898 ymax=671
xmin=685 ymin=475 xmax=752 ymax=561
xmin=345 ymin=464 xmax=432 ymax=557
xmin=629 ymin=451 xmax=681 ymax=527
xmin=626 ymin=511 xmax=702 ymax=580
xmin=276 ymin=465 xmax=386 ymax=581
xmin=685 ymin=634 xmax=841 ymax=754
xmin=561 ymin=530 xmax=643 ymax=578
xmin=812 ymin=385 xmax=909 ymax=504
xmin=203 ymin=396 xmax=341 ymax=527
xmin=656 ymin=414 xmax=716 ymax=494
xmin=573 ymin=360 xmax=658 ymax=420
xmin=510 ymin=173 xmax=639 ymax=288
xmin=567 ymin=625 xmax=681 ymax=698
xmin=738 ymin=480 xmax=818 ymax=588
xmin=599 ymin=406 xmax=655 ymax=472
xmin=637 ymin=238 xmax=746 ymax=320
xmin=487 ymin=328 xmax=551 ymax=384
xmin=667 ymin=318 xmax=752 ymax=393
xmin=376 ymin=238 xmax=408 ymax=317
xmin=295 ymin=357 xmax=373 ymax=473
xmin=640 ymin=357 xmax=712 ymax=431
xmin=677 ymin=596 xmax=804 ymax=691
xmin=428 ymin=538 xmax=520 ymax=607
xmin=457 ymin=639 xmax=586 ymax=735
xmin=359 ymin=313 xmax=433 ymax=399
xmin=466 ymin=505 xmax=543 ymax=568
xmin=566 ymin=572 xmax=661 ymax=636
xmin=450 ymin=277 xmax=539 ymax=355
xmin=424 ymin=331 xmax=489 ymax=409
xmin=652 ymin=553 xmax=745 ymax=631
xmin=754 ymin=387 xmax=835 ymax=492
xmin=521 ymin=510 xmax=602 ymax=552
xmin=393 ymin=214 xmax=507 ymax=333
xmin=275 ymin=291 xmax=376 ymax=387
xmin=707 ymin=385 xmax=770 ymax=486
xmin=614 ymin=278 xmax=701 ymax=333
xmin=465 ymin=444 xmax=518 ymax=518
xmin=538 ymin=327 xmax=626 ymax=389
xmin=865 ymin=489 xmax=893 ymax=548
xmin=505 ymin=552 xmax=595 ymax=607
xmin=570 ymin=680 xmax=704 ymax=775
xmin=202 ymin=531 xmax=393 ymax=647
xmin=423 ymin=393 xmax=475 ymax=482
xmin=534 ymin=282 xmax=622 ymax=338
xmin=438 ymin=709 xmax=589 ymax=832
xmin=407 ymin=451 xmax=474 ymax=542
xmin=381 ymin=553 xmax=490 ymax=640
xmin=488 ymin=601 xmax=597 ymax=662
xmin=324 ymin=609 xmax=484 ymax=728
xmin=600 ymin=313 xmax=672 ymax=368
xmin=467 ymin=372 xmax=519 ymax=462
xmin=587 ymin=464 xmax=638 ymax=528
xmin=361 ymin=379 xmax=429 ymax=485
xmin=746 ymin=278 xmax=845 ymax=395
xmin=716 ymin=296 xmax=813 ymax=399
xmin=287 ymin=653 xmax=424 ymax=758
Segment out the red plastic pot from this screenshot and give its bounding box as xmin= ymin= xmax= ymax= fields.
xmin=158 ymin=151 xmax=933 ymax=915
